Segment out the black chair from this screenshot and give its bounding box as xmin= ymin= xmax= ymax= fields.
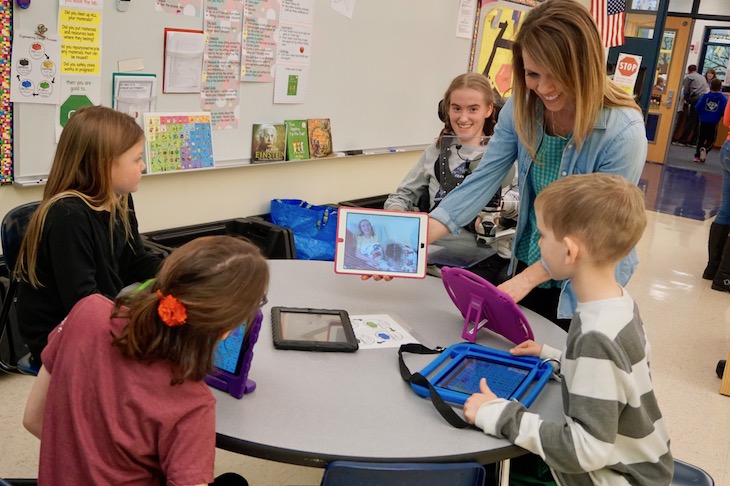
xmin=0 ymin=202 xmax=40 ymax=375
xmin=672 ymin=459 xmax=714 ymax=485
xmin=338 ymin=194 xmax=391 ymax=209
xmin=320 ymin=461 xmax=486 ymax=486
xmin=142 ymin=217 xmax=296 ymax=260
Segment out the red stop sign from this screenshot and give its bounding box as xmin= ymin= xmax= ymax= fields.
xmin=618 ymin=57 xmax=639 ymax=77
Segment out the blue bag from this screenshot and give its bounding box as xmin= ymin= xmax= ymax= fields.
xmin=270 ymin=199 xmax=338 ymax=261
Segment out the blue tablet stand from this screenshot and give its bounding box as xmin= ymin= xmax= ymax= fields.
xmin=205 ymin=310 xmax=263 ymax=399
xmin=411 ymin=343 xmax=553 ymax=407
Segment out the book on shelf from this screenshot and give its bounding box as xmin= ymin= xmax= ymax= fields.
xmin=251 ymin=123 xmax=287 ymax=163
xmin=307 ymin=118 xmax=333 ymax=158
xmin=285 ymin=120 xmax=310 ymax=160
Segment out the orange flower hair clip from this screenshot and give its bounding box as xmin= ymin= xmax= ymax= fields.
xmin=156 ymin=290 xmax=187 ymax=327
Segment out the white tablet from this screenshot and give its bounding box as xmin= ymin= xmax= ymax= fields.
xmin=334 ymin=207 xmax=429 ymax=279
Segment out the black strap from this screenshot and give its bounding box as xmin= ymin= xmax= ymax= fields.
xmin=398 ymin=343 xmax=472 ymax=429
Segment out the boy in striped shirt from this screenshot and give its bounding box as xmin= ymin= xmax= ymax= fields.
xmin=464 ymin=173 xmax=673 ymax=485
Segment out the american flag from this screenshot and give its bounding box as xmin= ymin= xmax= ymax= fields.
xmin=591 ymin=0 xmax=626 ymax=48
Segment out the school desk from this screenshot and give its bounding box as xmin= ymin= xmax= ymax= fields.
xmin=213 ymin=260 xmax=567 ymax=467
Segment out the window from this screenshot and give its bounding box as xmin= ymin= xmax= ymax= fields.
xmin=699 ymin=28 xmax=730 ymax=82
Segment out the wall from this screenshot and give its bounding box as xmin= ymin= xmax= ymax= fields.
xmin=685 ymin=19 xmax=730 ymax=70
xmin=0 ymin=152 xmax=418 ymax=233
xmin=11 ymin=0 xmax=469 ymax=181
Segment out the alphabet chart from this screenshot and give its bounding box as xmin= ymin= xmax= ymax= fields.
xmin=144 ymin=112 xmax=215 ymax=173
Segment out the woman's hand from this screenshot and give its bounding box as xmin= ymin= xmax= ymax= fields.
xmin=497 ymin=272 xmax=533 ymax=303
xmin=463 ymin=378 xmax=498 ymax=424
xmin=360 ymin=274 xmax=393 ymax=281
xmin=497 ymin=261 xmax=550 ymax=303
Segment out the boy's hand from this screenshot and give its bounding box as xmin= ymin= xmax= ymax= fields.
xmin=509 ymin=339 xmax=543 ymax=358
xmin=463 ymin=378 xmax=498 ymax=425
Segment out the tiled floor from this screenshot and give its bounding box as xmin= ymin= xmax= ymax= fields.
xmin=1 ymin=162 xmax=729 ymax=485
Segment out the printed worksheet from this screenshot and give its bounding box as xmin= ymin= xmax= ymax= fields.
xmin=349 ymin=314 xmax=419 ymax=350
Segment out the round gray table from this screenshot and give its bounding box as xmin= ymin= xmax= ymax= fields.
xmin=214 ymin=260 xmax=567 ymax=467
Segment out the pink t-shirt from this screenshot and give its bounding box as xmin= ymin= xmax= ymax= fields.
xmin=39 ymin=294 xmax=216 ymax=486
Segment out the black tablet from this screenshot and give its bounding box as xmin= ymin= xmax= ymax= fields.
xmin=271 ymin=307 xmax=358 ymax=352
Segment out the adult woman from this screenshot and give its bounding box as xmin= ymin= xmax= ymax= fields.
xmin=15 ymin=106 xmax=162 ymax=365
xmin=428 ymin=0 xmax=647 ymax=329
xmin=705 ymin=68 xmax=717 ymax=85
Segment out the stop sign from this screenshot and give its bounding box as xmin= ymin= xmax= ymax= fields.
xmin=59 ymin=95 xmax=93 ymax=127
xmin=617 ymin=56 xmax=639 ymax=77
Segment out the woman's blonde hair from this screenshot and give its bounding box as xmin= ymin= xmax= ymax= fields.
xmin=16 ymin=106 xmax=144 ymax=287
xmin=511 ymin=0 xmax=640 ymax=160
xmin=112 ymin=236 xmax=269 ymax=385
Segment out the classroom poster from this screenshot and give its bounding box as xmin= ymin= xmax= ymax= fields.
xmin=163 ymin=29 xmax=204 ymax=93
xmin=155 ymin=0 xmax=203 ymax=17
xmin=614 ymin=53 xmax=642 ymax=95
xmin=59 ymin=0 xmax=102 ymax=7
xmin=144 ymin=112 xmax=215 ymax=173
xmin=1 ymin=0 xmax=12 ymax=184
xmin=56 ymin=2 xmax=102 ymax=140
xmin=202 ymin=0 xmax=243 ymax=129
xmin=456 ymin=0 xmax=477 ymax=39
xmin=112 ymin=73 xmax=157 ymax=127
xmin=273 ymin=0 xmax=313 ymax=103
xmin=10 ymin=30 xmax=61 ymax=104
xmin=241 ymin=0 xmax=280 ymax=82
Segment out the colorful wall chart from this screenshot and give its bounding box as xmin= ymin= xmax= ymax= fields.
xmin=1 ymin=0 xmax=12 ymax=184
xmin=473 ymin=2 xmax=531 ymax=99
xmin=144 ymin=112 xmax=215 ymax=173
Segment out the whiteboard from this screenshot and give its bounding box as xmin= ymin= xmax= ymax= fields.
xmin=12 ymin=0 xmax=472 ymax=183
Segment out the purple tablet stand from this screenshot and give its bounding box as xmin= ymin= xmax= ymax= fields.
xmin=441 ymin=267 xmax=534 ymax=345
xmin=204 ymin=310 xmax=263 ymax=399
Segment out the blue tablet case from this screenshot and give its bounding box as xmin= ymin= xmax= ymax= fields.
xmin=204 ymin=310 xmax=263 ymax=399
xmin=410 ymin=343 xmax=553 ymax=407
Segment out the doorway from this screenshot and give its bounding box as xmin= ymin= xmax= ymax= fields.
xmin=646 ymin=16 xmax=692 ymax=164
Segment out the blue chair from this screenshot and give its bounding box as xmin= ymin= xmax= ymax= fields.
xmin=672 ymin=459 xmax=714 ymax=485
xmin=319 ymin=461 xmax=486 ymax=486
xmin=0 ymin=201 xmax=41 ymax=375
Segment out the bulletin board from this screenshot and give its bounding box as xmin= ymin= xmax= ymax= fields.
xmin=11 ymin=0 xmax=472 ymax=184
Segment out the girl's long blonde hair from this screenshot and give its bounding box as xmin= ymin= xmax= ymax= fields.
xmin=16 ymin=106 xmax=144 ymax=287
xmin=511 ymin=0 xmax=640 ymax=161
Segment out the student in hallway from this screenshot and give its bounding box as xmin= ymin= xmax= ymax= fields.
xmin=694 ymin=78 xmax=727 ymax=163
xmin=464 ymin=173 xmax=673 ymax=485
xmin=23 ymin=236 xmax=269 ymax=485
xmin=15 ymin=106 xmax=163 ymax=366
xmin=674 ymin=64 xmax=710 ymax=146
xmin=703 ymin=93 xmax=730 ymax=293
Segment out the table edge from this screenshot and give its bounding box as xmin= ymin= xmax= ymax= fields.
xmin=216 ymin=432 xmax=529 ymax=468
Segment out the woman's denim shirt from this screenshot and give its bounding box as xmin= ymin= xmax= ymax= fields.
xmin=430 ymin=97 xmax=647 ymax=319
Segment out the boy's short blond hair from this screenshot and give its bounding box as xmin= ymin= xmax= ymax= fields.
xmin=535 ymin=173 xmax=646 ymax=265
